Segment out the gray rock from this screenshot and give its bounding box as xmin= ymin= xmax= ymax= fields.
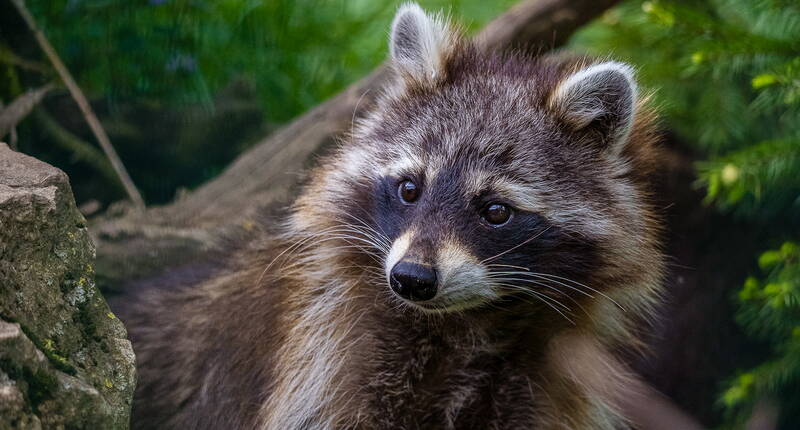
xmin=0 ymin=143 xmax=135 ymax=429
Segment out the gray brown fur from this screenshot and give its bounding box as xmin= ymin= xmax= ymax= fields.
xmin=118 ymin=4 xmax=665 ymax=429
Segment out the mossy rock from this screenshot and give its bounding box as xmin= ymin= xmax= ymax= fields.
xmin=0 ymin=143 xmax=135 ymax=429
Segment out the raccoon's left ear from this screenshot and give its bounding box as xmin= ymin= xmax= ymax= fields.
xmin=389 ymin=3 xmax=457 ymax=84
xmin=548 ymin=61 xmax=638 ymax=156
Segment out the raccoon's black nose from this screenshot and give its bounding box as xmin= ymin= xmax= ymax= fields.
xmin=390 ymin=262 xmax=437 ymax=301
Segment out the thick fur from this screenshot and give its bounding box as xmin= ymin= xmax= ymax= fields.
xmin=119 ymin=4 xmax=665 ymax=429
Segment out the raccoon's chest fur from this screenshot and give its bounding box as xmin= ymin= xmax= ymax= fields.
xmin=360 ymin=328 xmax=542 ymax=429
xmin=304 ymin=305 xmax=565 ymax=430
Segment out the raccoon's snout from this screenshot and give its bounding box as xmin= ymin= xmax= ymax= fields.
xmin=389 ymin=261 xmax=437 ymax=301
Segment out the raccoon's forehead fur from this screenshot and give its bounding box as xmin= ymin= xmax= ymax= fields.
xmin=289 ymin=4 xmax=662 ymax=328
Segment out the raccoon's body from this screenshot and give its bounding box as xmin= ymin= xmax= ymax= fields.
xmin=120 ymin=4 xmax=664 ymax=429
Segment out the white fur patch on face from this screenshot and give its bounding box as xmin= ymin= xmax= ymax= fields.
xmin=380 ymin=153 xmax=424 ymax=178
xmin=434 ymin=236 xmax=497 ymax=311
xmin=385 ymin=229 xmax=414 ymax=279
xmin=335 ymin=145 xmax=374 ymax=180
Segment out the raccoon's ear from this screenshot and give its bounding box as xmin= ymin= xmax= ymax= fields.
xmin=548 ymin=61 xmax=638 ymax=156
xmin=389 ymin=3 xmax=455 ymax=83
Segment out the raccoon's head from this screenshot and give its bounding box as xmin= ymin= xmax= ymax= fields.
xmin=292 ymin=4 xmax=662 ymax=324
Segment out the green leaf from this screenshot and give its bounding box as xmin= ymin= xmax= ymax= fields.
xmin=752 ymin=73 xmax=779 ymax=89
xmin=760 ymin=250 xmax=784 ymax=269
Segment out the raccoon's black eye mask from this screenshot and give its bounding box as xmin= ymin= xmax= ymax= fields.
xmin=396 ymin=178 xmax=514 ymax=226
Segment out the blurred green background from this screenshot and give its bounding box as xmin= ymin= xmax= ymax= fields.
xmin=2 ymin=0 xmax=799 ymax=428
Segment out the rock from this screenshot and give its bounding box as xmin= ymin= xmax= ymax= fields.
xmin=0 ymin=143 xmax=135 ymax=429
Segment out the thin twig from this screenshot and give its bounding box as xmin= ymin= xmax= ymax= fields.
xmin=10 ymin=0 xmax=145 ymax=209
xmin=0 ymin=44 xmax=50 ymax=73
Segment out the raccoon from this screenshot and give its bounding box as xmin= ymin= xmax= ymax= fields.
xmin=120 ymin=3 xmax=664 ymax=429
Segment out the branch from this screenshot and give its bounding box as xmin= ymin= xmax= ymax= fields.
xmin=0 ymin=83 xmax=53 ymax=137
xmin=476 ymin=0 xmax=619 ymax=52
xmin=9 ymin=0 xmax=145 ymax=210
xmin=0 ymin=43 xmax=50 ymax=73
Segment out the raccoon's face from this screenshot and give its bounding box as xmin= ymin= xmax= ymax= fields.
xmin=295 ymin=4 xmax=657 ymax=316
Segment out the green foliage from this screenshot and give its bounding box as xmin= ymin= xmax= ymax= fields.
xmin=723 ymin=242 xmax=800 ymax=425
xmin=699 ymin=138 xmax=800 ymax=216
xmin=26 ymin=0 xmax=515 ymax=123
xmin=573 ymin=0 xmax=800 ymax=426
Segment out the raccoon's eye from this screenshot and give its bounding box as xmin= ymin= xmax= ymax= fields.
xmin=482 ymin=203 xmax=512 ymax=226
xmin=398 ymin=180 xmax=420 ymax=203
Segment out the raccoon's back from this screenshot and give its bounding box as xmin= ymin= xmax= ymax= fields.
xmin=111 ymin=251 xmax=286 ymax=429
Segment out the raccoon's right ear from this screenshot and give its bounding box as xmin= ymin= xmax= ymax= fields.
xmin=389 ymin=3 xmax=456 ymax=84
xmin=548 ymin=61 xmax=638 ymax=157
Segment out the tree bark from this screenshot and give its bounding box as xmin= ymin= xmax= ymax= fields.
xmin=91 ymin=0 xmax=620 ymax=287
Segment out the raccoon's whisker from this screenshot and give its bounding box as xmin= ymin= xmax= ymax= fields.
xmin=329 ymin=269 xmax=386 ymax=284
xmin=309 ymin=244 xmax=385 ymax=265
xmin=256 ymin=226 xmax=348 ymax=287
xmin=490 ymin=277 xmax=581 ymax=305
xmin=322 ymin=224 xmax=387 ymax=244
xmin=492 ymin=281 xmax=571 ymax=307
xmin=333 ymin=264 xmax=385 ymax=274
xmin=285 ymin=246 xmax=384 ymax=270
xmin=480 ymin=226 xmax=552 ymax=264
xmin=493 ymin=283 xmax=575 ymax=325
xmin=317 ymin=233 xmax=387 ymax=254
xmin=339 ymin=212 xmax=390 ymax=238
xmin=491 ymin=277 xmax=591 ymax=318
xmin=333 ymin=221 xmax=386 ymax=240
xmin=486 ymin=263 xmax=530 ymax=271
xmin=270 ymin=224 xmax=374 ymax=267
xmin=487 ymin=274 xmax=595 ymax=299
xmin=489 ymin=270 xmax=625 ymax=311
xmin=350 ymin=88 xmax=371 ymax=143
xmin=338 ymin=212 xmax=391 ymax=246
xmin=495 ymin=284 xmax=571 ymax=312
xmin=290 ymin=229 xmax=388 ymax=258
xmin=316 ymin=233 xmax=389 ymax=254
xmin=530 ymin=272 xmax=625 ymax=311
xmin=274 ymin=235 xmax=387 ymax=273
xmin=329 ymin=226 xmax=391 ymax=253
